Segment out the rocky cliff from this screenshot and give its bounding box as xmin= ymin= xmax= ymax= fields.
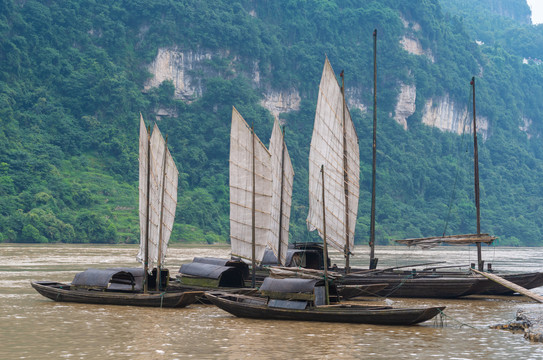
xmin=144 ymin=48 xmax=300 ymax=118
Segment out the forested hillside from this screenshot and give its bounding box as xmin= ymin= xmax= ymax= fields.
xmin=1 ymin=0 xmax=543 ymax=247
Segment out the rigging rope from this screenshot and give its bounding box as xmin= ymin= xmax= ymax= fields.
xmin=442 ymin=87 xmax=474 ymax=237
xmin=437 ymin=308 xmax=476 ymax=329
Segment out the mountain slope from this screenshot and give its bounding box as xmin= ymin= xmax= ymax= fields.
xmin=1 ymin=0 xmax=543 ymax=247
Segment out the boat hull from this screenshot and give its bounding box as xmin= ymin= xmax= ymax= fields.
xmin=340 ymin=270 xmax=543 ymax=298
xmin=205 ymin=292 xmax=444 ymax=325
xmin=340 ymin=274 xmax=483 ymax=298
xmin=31 ymin=281 xmax=203 ymax=308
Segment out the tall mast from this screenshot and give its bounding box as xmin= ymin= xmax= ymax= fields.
xmin=369 ymin=29 xmax=378 ymax=269
xmin=251 ymin=125 xmax=257 ymax=287
xmin=321 ymin=165 xmax=330 ymax=305
xmin=143 ymin=125 xmax=151 ymax=294
xmin=340 ymin=70 xmax=351 ymax=273
xmin=277 ymin=126 xmax=286 ymax=265
xmin=156 ymin=135 xmax=168 ymax=291
xmin=471 ymin=77 xmax=483 ymax=271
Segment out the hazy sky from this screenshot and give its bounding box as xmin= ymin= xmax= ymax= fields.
xmin=527 ymin=0 xmax=543 ymax=24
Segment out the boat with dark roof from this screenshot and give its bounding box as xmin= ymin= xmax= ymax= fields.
xmin=206 ymin=277 xmax=444 ymax=325
xmin=31 ymin=268 xmax=202 ymax=307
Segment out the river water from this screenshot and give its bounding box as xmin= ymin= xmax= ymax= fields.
xmin=2 ymin=243 xmax=543 ymax=359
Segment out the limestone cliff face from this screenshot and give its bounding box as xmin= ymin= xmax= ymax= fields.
xmin=422 ymin=95 xmax=489 ymax=140
xmin=520 ymin=116 xmax=536 ymax=139
xmin=145 ymin=49 xmax=492 ymax=139
xmin=260 ymin=88 xmax=301 ymax=118
xmin=345 ymin=88 xmax=367 ymax=114
xmin=399 ymin=17 xmax=434 ymax=63
xmin=144 ymin=47 xmax=300 ymax=117
xmin=394 ymin=83 xmax=416 ymax=130
xmin=144 ymin=48 xmax=212 ymax=102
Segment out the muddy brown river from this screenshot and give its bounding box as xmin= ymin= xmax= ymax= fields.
xmin=1 ymin=244 xmax=543 ymax=359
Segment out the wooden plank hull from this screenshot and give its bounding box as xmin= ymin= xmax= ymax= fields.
xmin=340 ymin=270 xmax=543 ymax=298
xmin=339 ymin=274 xmax=483 ymax=298
xmin=205 ymin=292 xmax=444 ymax=325
xmin=31 ymin=281 xmax=203 ymax=308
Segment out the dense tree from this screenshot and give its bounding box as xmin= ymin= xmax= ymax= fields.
xmin=1 ymin=0 xmax=543 ymax=247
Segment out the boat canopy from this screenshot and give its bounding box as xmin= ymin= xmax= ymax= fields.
xmin=191 ymin=257 xmax=249 ymax=279
xmin=72 ymin=268 xmax=140 ymax=291
xmin=260 ymin=277 xmax=337 ymax=305
xmin=178 ymin=259 xmax=246 ymax=288
xmin=261 ymin=248 xmax=323 ymax=270
xmin=260 ymin=277 xmax=321 ymax=293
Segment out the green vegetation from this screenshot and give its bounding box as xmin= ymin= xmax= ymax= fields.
xmin=1 ymin=0 xmax=543 ymax=247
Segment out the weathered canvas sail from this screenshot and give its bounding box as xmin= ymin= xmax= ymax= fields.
xmin=229 ymin=107 xmax=273 ymax=265
xmin=138 ymin=117 xmax=179 ymax=272
xmin=307 ymin=58 xmax=360 ymax=254
xmin=269 ymin=117 xmax=294 ymax=266
xmin=138 ymin=116 xmax=150 ymax=265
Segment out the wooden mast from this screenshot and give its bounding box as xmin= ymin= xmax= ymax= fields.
xmin=369 ymin=29 xmax=378 ymax=269
xmin=251 ymin=125 xmax=257 ymax=288
xmin=143 ymin=125 xmax=151 ymax=294
xmin=471 ymin=77 xmax=483 ymax=271
xmin=320 ymin=165 xmax=330 ymax=305
xmin=340 ymin=70 xmax=351 ymax=274
xmin=156 ymin=135 xmax=168 ymax=291
xmin=277 ymin=126 xmax=286 ymax=265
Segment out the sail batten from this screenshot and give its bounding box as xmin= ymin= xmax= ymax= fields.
xmin=307 ymin=58 xmax=360 ymax=254
xmin=229 ymin=107 xmax=272 ymax=265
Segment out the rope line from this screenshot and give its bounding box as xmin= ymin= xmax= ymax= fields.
xmin=442 ymin=87 xmax=473 ymax=237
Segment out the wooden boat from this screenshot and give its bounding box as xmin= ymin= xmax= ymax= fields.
xmin=339 ymin=270 xmax=484 ymax=298
xmin=205 ymin=278 xmax=444 ymax=325
xmin=380 ymin=77 xmax=543 ymax=296
xmin=32 ymin=116 xmax=202 ymax=307
xmin=31 ymin=267 xmax=203 ymax=307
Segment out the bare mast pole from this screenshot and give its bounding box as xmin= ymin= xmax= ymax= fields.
xmin=369 ymin=29 xmax=378 ymax=269
xmin=340 ymin=70 xmax=351 ymax=274
xmin=471 ymin=77 xmax=483 ymax=271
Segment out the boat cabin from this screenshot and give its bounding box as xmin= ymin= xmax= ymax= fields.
xmin=261 ymin=242 xmax=330 ymax=270
xmin=71 ymin=267 xmax=169 ymax=292
xmin=259 ymin=277 xmax=339 ymax=309
xmin=177 ymin=257 xmax=249 ymax=288
xmin=72 ymin=268 xmax=142 ymax=292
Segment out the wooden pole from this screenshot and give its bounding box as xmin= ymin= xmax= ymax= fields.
xmin=144 ymin=125 xmax=151 ymax=294
xmin=156 ymin=135 xmax=168 ymax=291
xmin=471 ymin=268 xmax=543 ymax=303
xmin=340 ymin=70 xmax=350 ymax=274
xmin=471 ymin=77 xmax=483 ymax=271
xmin=369 ymin=29 xmax=377 ymax=269
xmin=321 ymin=165 xmax=330 ymax=305
xmin=251 ymin=125 xmax=256 ymax=288
xmin=277 ymin=126 xmax=286 ymax=266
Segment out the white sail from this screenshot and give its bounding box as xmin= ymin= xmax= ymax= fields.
xmin=269 ymin=117 xmax=294 ymax=266
xmin=138 ymin=119 xmax=179 ymax=271
xmin=229 ymin=107 xmax=273 ymax=265
xmin=138 ymin=115 xmax=150 ymax=264
xmin=306 ymin=58 xmax=360 ymax=254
